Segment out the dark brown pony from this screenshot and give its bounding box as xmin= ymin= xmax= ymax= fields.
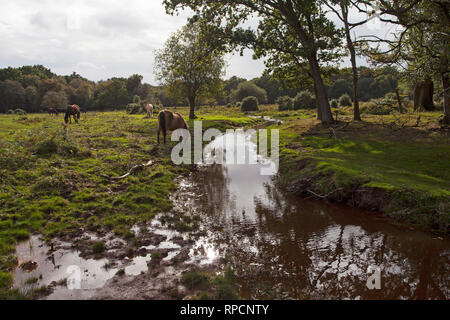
xmin=157 ymin=110 xmax=189 ymax=144
xmin=48 ymin=108 xmax=58 ymax=116
xmin=65 ymin=105 xmax=81 ymax=124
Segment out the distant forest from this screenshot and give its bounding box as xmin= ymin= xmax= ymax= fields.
xmin=0 ymin=64 xmax=400 ymax=113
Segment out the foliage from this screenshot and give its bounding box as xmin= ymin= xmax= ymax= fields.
xmin=294 ymin=91 xmax=316 ymax=110
xmin=240 ymin=96 xmax=259 ymax=112
xmin=154 ymin=23 xmax=226 ymax=118
xmin=330 ymin=99 xmax=338 ymax=108
xmin=339 ymin=93 xmax=352 ymax=107
xmin=231 ymin=81 xmax=267 ymax=104
xmin=276 ymin=96 xmax=293 ymax=111
xmin=41 ymin=90 xmax=68 ymax=110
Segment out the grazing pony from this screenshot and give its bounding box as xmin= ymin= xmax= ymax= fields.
xmin=65 ymin=104 xmax=81 ymax=124
xmin=157 ymin=110 xmax=189 ymax=144
xmin=145 ymin=104 xmax=154 ymax=118
xmin=48 ymin=108 xmax=58 ymax=116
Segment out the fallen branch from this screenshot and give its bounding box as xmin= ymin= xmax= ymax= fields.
xmin=105 ymin=160 xmax=155 ymax=180
xmin=306 ymin=188 xmax=344 ymax=199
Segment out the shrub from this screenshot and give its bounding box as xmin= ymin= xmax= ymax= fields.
xmin=231 ymin=82 xmax=268 ymax=104
xmin=126 ymin=103 xmax=143 ymax=114
xmin=361 ymin=99 xmax=396 ymax=115
xmin=276 ymin=96 xmax=293 ymax=111
xmin=14 ymin=108 xmax=27 ymax=115
xmin=294 ymin=91 xmax=315 ymax=109
xmin=330 ymin=99 xmax=338 ymax=108
xmin=339 ymin=94 xmax=352 ymax=107
xmin=132 ymin=95 xmax=141 ymax=104
xmin=240 ymin=96 xmax=259 ymax=112
xmin=7 ymin=109 xmax=14 ymax=114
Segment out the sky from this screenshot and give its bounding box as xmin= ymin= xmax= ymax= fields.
xmin=0 ymin=0 xmax=397 ymax=85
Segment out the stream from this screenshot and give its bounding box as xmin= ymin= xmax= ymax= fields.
xmin=12 ymin=129 xmax=449 ymax=300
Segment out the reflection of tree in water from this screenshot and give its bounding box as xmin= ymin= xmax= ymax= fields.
xmin=191 ymin=153 xmax=449 ymax=299
xmin=232 ymin=182 xmax=449 ymax=299
xmin=192 ymin=164 xmax=234 ymax=223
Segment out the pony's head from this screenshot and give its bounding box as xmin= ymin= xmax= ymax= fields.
xmin=64 ymin=112 xmax=70 ymax=124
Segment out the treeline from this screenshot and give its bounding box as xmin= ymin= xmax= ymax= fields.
xmin=0 ymin=64 xmax=400 ymax=113
xmin=0 ymin=65 xmax=157 ymax=113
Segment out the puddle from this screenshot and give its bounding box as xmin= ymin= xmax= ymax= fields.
xmin=13 ymin=236 xmax=118 ymax=299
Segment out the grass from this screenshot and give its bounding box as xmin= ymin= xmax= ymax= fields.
xmin=0 ymin=107 xmax=259 ymax=299
xmin=264 ymin=105 xmax=450 ymax=232
xmin=1 ymin=104 xmax=448 ymax=298
xmin=182 ymin=265 xmax=239 ymax=300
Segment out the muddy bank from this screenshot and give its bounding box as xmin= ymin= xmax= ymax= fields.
xmin=12 ymin=179 xmax=232 ymax=300
xmin=280 ymin=157 xmax=449 ymax=234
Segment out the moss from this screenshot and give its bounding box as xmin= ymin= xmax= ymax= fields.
xmin=91 ymin=241 xmax=105 ymax=253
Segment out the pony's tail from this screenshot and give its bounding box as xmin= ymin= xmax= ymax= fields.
xmin=159 ymin=111 xmax=166 ymax=135
xmin=64 ymin=112 xmax=69 ymax=124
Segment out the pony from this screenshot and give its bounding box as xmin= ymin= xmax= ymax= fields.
xmin=48 ymin=108 xmax=58 ymax=116
xmin=157 ymin=110 xmax=189 ymax=144
xmin=145 ymin=103 xmax=154 ymax=118
xmin=65 ymin=105 xmax=81 ymax=124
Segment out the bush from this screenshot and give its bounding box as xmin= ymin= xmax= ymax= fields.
xmin=126 ymin=103 xmax=143 ymax=114
xmin=330 ymin=99 xmax=338 ymax=108
xmin=361 ymin=99 xmax=396 ymax=115
xmin=132 ymin=95 xmax=141 ymax=104
xmin=14 ymin=108 xmax=27 ymax=115
xmin=7 ymin=109 xmax=14 ymax=114
xmin=276 ymin=96 xmax=293 ymax=111
xmin=339 ymin=94 xmax=352 ymax=107
xmin=231 ymin=82 xmax=268 ymax=104
xmin=294 ymin=91 xmax=315 ymax=109
xmin=240 ymin=96 xmax=259 ymax=112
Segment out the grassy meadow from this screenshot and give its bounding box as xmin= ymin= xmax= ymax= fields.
xmin=0 ymin=105 xmax=449 ymax=298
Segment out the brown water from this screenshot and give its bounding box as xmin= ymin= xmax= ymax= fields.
xmin=188 ymin=130 xmax=450 ymax=300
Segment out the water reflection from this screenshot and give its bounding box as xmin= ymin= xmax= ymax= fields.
xmin=193 ymin=131 xmax=449 ymax=299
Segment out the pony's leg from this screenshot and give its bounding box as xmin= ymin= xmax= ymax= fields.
xmin=157 ymin=129 xmax=160 ymax=144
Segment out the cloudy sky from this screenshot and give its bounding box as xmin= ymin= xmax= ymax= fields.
xmin=0 ymin=0 xmax=396 ymax=84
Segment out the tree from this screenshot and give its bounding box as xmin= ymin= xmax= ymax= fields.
xmin=41 ymin=90 xmax=68 ymax=110
xmin=355 ymin=0 xmax=450 ymax=124
xmin=154 ymin=23 xmax=226 ymax=119
xmin=95 ymin=79 xmax=129 ymax=110
xmin=126 ymin=74 xmax=143 ymax=96
xmin=24 ymin=86 xmax=39 ymax=112
xmin=324 ymin=0 xmax=366 ymax=121
xmin=164 ymin=0 xmax=343 ymax=124
xmin=0 ymin=80 xmax=25 ymax=113
xmin=230 ymin=81 xmax=268 ymax=104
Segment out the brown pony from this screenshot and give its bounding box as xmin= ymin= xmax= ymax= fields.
xmin=145 ymin=103 xmax=154 ymax=118
xmin=48 ymin=108 xmax=58 ymax=116
xmin=157 ymin=110 xmax=189 ymax=144
xmin=65 ymin=105 xmax=81 ymax=124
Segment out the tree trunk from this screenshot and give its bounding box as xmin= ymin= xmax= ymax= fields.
xmin=396 ymin=88 xmax=404 ymax=114
xmin=443 ymin=73 xmax=449 ymax=125
xmin=309 ymin=54 xmax=333 ymax=124
xmin=341 ymin=2 xmax=361 ymax=121
xmin=188 ymin=95 xmax=196 ymax=119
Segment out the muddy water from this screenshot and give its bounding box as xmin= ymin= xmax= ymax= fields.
xmin=190 ymin=131 xmax=450 ymax=299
